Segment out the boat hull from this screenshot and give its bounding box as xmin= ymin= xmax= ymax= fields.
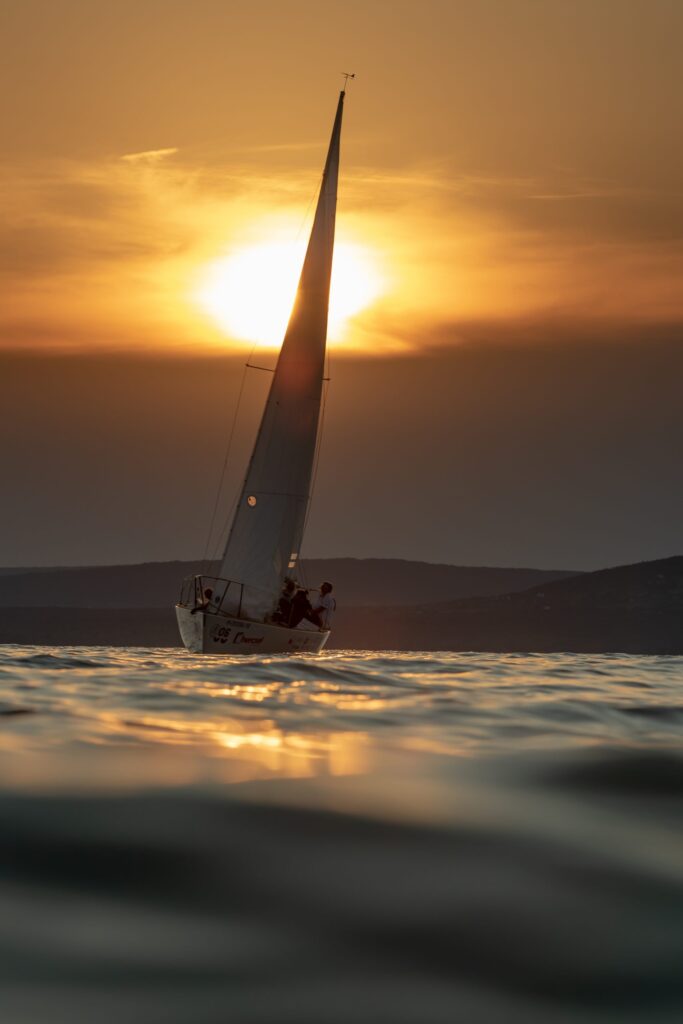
xmin=175 ymin=605 xmax=330 ymax=655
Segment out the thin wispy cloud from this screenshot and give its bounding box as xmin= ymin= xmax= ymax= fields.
xmin=121 ymin=147 xmax=179 ymax=163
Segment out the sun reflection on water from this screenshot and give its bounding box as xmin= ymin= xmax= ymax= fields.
xmin=1 ymin=649 xmax=681 ymax=794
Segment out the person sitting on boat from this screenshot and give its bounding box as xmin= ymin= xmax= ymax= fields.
xmin=309 ymin=582 xmax=336 ymax=630
xmin=289 ymin=587 xmax=313 ymax=628
xmin=272 ymin=578 xmax=296 ymax=625
xmin=191 ymin=586 xmax=213 ymax=615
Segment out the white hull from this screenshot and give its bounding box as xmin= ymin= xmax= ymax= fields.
xmin=175 ymin=605 xmax=330 ymax=655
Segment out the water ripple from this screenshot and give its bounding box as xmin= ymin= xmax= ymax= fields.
xmin=0 ymin=647 xmax=682 ymax=1021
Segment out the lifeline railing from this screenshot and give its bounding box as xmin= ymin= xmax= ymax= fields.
xmin=178 ymin=574 xmax=323 ymax=626
xmin=178 ymin=574 xmax=248 ymax=620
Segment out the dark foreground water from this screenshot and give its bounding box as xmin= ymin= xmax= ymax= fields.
xmin=0 ymin=647 xmax=682 ymax=1023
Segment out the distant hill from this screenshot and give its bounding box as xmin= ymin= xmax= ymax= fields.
xmin=0 ymin=557 xmax=679 ymax=653
xmin=331 ymin=556 xmax=683 ymax=654
xmin=0 ymin=558 xmax=577 ymax=609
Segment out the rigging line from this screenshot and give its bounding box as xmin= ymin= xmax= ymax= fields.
xmin=299 ymin=366 xmax=331 ymax=589
xmin=209 ymin=355 xmax=273 ymax=564
xmin=296 ymin=181 xmax=319 ymax=242
xmin=201 ymin=348 xmax=254 ymax=569
xmin=289 ymin=144 xmax=325 ymax=254
xmin=209 ymin=489 xmax=238 ymax=566
xmin=210 ymin=510 xmax=233 ymax=566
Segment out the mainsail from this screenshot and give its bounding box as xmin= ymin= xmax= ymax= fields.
xmin=217 ymin=91 xmax=344 ymax=619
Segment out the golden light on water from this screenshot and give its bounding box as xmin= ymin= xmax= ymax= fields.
xmin=193 ymin=235 xmax=385 ymax=348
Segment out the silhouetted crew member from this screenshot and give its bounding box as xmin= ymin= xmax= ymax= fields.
xmin=289 ymin=587 xmax=313 ymax=628
xmin=310 ymin=582 xmax=336 ymax=629
xmin=273 ymin=578 xmax=296 ymax=625
xmin=191 ymin=586 xmax=213 ymax=615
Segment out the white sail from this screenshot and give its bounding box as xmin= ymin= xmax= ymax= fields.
xmin=217 ymin=91 xmax=345 ymax=620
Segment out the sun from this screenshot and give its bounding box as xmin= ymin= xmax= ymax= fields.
xmin=193 ymin=235 xmax=384 ymax=348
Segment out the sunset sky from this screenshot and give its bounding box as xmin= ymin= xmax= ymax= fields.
xmin=1 ymin=0 xmax=681 ymax=569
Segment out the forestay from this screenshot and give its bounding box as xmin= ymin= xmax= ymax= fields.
xmin=217 ymin=91 xmax=344 ymax=620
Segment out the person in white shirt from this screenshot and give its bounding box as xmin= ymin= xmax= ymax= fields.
xmin=311 ymin=582 xmax=336 ymax=630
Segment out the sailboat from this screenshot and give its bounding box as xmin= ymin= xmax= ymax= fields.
xmin=176 ymin=88 xmax=346 ymax=654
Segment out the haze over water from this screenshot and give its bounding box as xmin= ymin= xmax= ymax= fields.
xmin=1 ymin=646 xmax=681 ymax=1022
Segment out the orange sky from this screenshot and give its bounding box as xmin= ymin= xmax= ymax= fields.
xmin=2 ymin=0 xmax=682 ymax=356
xmin=0 ymin=1 xmax=682 ymax=571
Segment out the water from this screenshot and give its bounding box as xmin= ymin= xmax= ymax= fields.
xmin=0 ymin=646 xmax=681 ymax=1023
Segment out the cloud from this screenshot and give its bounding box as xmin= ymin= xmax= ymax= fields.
xmin=1 ymin=147 xmax=681 ymax=356
xmin=415 ymin=168 xmax=683 ymax=247
xmin=120 ymin=147 xmax=179 ymax=163
xmin=0 ymin=155 xmax=194 ymax=280
xmin=420 ymin=315 xmax=683 ymax=352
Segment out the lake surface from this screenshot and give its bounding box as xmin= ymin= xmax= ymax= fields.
xmin=1 ymin=647 xmax=682 ymax=1022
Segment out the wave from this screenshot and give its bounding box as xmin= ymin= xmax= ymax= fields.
xmin=0 ymin=746 xmax=681 ymax=1023
xmin=0 ymin=648 xmax=682 ymax=1020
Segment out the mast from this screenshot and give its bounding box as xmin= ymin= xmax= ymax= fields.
xmin=217 ymin=90 xmax=345 ymax=620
